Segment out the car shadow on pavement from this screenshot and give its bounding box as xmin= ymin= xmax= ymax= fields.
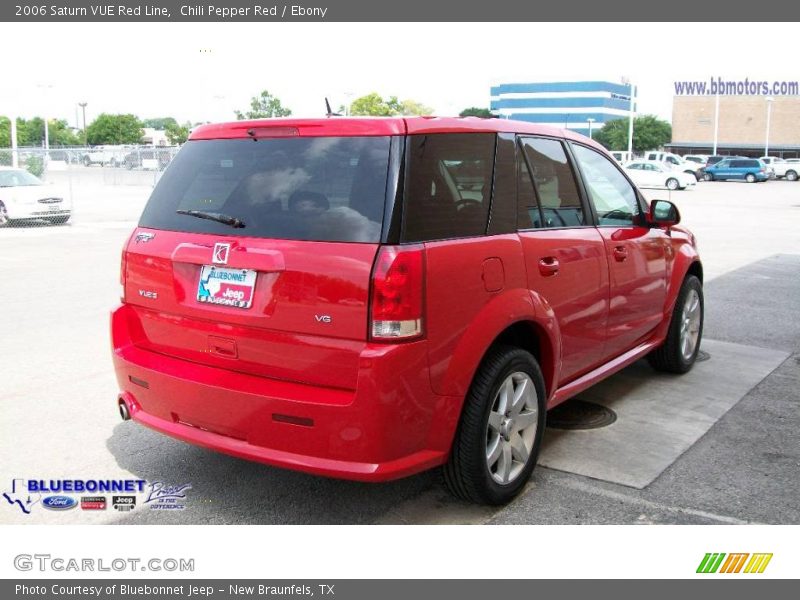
xmin=105 ymin=422 xmax=439 ymax=525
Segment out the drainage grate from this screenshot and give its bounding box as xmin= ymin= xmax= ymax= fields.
xmin=696 ymin=350 xmax=711 ymax=362
xmin=547 ymin=399 xmax=617 ymax=430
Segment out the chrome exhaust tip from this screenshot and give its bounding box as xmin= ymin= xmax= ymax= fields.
xmin=118 ymin=398 xmax=131 ymax=421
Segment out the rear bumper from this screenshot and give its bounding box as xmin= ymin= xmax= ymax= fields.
xmin=111 ymin=306 xmax=460 ymax=482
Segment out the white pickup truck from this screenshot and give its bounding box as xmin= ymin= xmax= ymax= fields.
xmin=760 ymin=157 xmax=799 ymax=181
xmin=82 ymin=146 xmax=129 ymax=167
xmin=643 ymin=151 xmax=699 ymax=178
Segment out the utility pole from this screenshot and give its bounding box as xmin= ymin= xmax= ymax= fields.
xmin=79 ymin=102 xmax=88 ymax=145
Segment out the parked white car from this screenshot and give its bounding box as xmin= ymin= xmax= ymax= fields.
xmin=759 ymin=157 xmax=799 ymax=181
xmin=643 ymin=151 xmax=698 ymax=178
xmin=0 ymin=167 xmax=71 ymax=225
xmin=624 ymin=160 xmax=696 ymax=190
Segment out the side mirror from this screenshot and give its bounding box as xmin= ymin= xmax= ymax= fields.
xmin=649 ymin=199 xmax=680 ymax=226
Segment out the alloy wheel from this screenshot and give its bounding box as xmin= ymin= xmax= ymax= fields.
xmin=485 ymin=372 xmax=539 ymax=485
xmin=680 ymin=288 xmax=702 ymax=361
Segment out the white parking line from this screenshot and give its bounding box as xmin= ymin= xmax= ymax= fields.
xmin=548 ymin=477 xmax=753 ymax=525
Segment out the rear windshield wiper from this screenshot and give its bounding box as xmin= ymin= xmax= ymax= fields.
xmin=176 ymin=209 xmax=245 ymax=228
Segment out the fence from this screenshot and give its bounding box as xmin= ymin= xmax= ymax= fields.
xmin=0 ymin=145 xmax=180 ymax=228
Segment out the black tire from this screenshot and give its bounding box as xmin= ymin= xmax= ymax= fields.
xmin=666 ymin=177 xmax=679 ymax=191
xmin=703 ymin=173 xmax=714 ymax=182
xmin=83 ymin=156 xmax=91 ymax=166
xmin=648 ymin=275 xmax=704 ymax=374
xmin=746 ymin=173 xmax=756 ymax=183
xmin=443 ymin=345 xmax=546 ymax=505
xmin=786 ymin=170 xmax=798 ymax=181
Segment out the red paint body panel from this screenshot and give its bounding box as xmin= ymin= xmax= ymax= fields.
xmin=596 ymin=225 xmax=669 ymax=358
xmin=111 ymin=117 xmax=702 ymax=482
xmin=518 ymin=228 xmax=610 ymax=383
xmin=113 ymin=306 xmax=453 ymax=480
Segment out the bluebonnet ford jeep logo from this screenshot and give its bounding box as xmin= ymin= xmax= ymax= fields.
xmin=4 ymin=478 xmax=145 ymax=515
xmin=144 ymin=481 xmax=192 ymax=510
xmin=42 ymin=496 xmax=77 ymax=511
xmin=4 ymin=478 xmax=191 ymax=515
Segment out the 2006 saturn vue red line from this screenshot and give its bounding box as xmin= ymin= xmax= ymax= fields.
xmin=111 ymin=117 xmax=703 ymax=504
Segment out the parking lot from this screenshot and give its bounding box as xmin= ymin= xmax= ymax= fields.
xmin=1 ymin=173 xmax=798 ymax=525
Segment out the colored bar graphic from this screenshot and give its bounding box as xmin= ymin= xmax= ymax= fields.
xmin=720 ymin=553 xmax=749 ymax=573
xmin=698 ymin=552 xmax=772 ymax=574
xmin=744 ymin=553 xmax=773 ymax=574
xmin=697 ymin=553 xmax=726 ymax=573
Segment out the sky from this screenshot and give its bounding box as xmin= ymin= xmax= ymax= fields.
xmin=1 ymin=22 xmax=797 ymax=128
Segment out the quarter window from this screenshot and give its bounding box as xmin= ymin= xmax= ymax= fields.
xmin=571 ymin=144 xmax=641 ymax=227
xmin=402 ymin=133 xmax=495 ymax=242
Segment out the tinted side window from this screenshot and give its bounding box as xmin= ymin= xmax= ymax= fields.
xmin=571 ymin=144 xmax=640 ymax=227
xmin=731 ymin=160 xmax=745 ymax=168
xmin=519 ymin=137 xmax=585 ymax=228
xmin=403 ymin=133 xmax=495 ymax=242
xmin=517 ymin=142 xmax=542 ymax=229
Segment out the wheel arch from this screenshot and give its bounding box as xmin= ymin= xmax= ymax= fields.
xmin=487 ymin=320 xmax=557 ymax=401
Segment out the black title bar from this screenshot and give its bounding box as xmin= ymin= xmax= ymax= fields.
xmin=2 ymin=0 xmax=797 ymax=21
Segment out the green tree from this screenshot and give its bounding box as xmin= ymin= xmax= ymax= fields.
xmin=2 ymin=117 xmax=80 ymax=147
xmin=85 ymin=114 xmax=144 ymax=145
xmin=142 ymin=117 xmax=178 ymax=130
xmin=459 ymin=107 xmax=494 ymax=118
xmin=0 ymin=116 xmax=10 ymax=147
xmin=350 ymin=93 xmax=431 ymax=117
xmin=593 ymin=115 xmax=672 ymax=152
xmin=20 ymin=118 xmax=81 ymax=147
xmin=399 ymin=99 xmax=433 ymax=116
xmin=235 ymin=90 xmax=292 ymax=120
xmin=350 ymin=93 xmax=401 ymax=116
xmin=165 ymin=122 xmax=190 ymax=145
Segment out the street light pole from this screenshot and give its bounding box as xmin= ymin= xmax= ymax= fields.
xmin=10 ymin=113 xmax=18 ymax=168
xmin=37 ymin=83 xmax=54 ymax=154
xmin=587 ymin=118 xmax=595 ymax=139
xmin=765 ymin=96 xmax=774 ymax=157
xmin=79 ymin=102 xmax=88 ymax=145
xmin=627 ymin=83 xmax=636 ymax=156
xmin=712 ymin=93 xmax=720 ymax=155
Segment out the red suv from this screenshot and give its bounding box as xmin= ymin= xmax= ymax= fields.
xmin=112 ymin=117 xmax=703 ymax=504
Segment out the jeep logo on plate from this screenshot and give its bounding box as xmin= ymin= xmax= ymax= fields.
xmin=213 ymin=242 xmax=231 ymax=265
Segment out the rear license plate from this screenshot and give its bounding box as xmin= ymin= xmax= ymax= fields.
xmin=197 ymin=265 xmax=257 ymax=309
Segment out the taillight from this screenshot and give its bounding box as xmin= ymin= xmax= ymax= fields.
xmin=369 ymin=245 xmax=425 ymax=341
xmin=119 ymin=248 xmax=128 ymax=302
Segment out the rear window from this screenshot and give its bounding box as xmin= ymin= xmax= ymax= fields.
xmin=138 ymin=137 xmax=391 ymax=242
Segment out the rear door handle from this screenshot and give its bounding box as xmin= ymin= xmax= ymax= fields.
xmin=613 ymin=245 xmax=628 ymax=262
xmin=538 ymin=256 xmax=560 ymax=276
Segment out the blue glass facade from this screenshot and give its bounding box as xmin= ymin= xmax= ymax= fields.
xmin=490 ymin=81 xmax=635 ymax=137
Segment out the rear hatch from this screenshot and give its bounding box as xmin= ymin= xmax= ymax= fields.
xmin=122 ymin=122 xmax=401 ymax=391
